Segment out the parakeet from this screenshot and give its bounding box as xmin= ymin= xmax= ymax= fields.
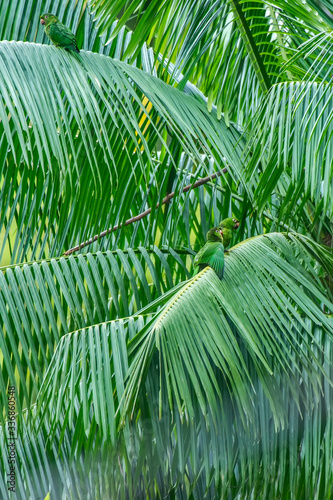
xmin=40 ymin=13 xmax=80 ymax=53
xmin=219 ymin=217 xmax=239 ymax=249
xmin=193 ymin=227 xmax=225 ymax=279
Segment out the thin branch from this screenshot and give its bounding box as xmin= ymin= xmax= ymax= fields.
xmin=63 ymin=168 xmax=227 ymax=255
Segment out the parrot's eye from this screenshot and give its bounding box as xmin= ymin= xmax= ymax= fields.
xmin=233 ymin=218 xmax=237 ymax=222
xmin=45 ymin=15 xmax=48 ymax=18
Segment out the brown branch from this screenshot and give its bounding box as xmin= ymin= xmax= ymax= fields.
xmin=63 ymin=168 xmax=227 ymax=256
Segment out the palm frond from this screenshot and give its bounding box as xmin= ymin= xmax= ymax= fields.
xmin=11 ymin=232 xmax=331 ymax=499
xmin=37 ymin=233 xmax=333 ymax=442
xmin=2 ymin=320 xmax=333 ymax=500
xmin=0 ymin=247 xmax=189 ymax=422
xmin=124 ymin=233 xmax=333 ymax=424
xmin=1 ymin=1 xmax=333 ymax=497
xmin=0 ymin=40 xmax=244 ymax=262
xmin=245 ymin=79 xmax=333 ymax=215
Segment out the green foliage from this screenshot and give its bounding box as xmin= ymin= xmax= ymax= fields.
xmin=0 ymin=0 xmax=333 ymax=499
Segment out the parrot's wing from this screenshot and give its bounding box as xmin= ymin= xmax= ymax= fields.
xmin=193 ymin=244 xmax=206 ymax=269
xmin=48 ymin=22 xmax=78 ymax=50
xmin=193 ymin=242 xmax=225 ymax=279
xmin=205 ymin=243 xmax=225 ymax=279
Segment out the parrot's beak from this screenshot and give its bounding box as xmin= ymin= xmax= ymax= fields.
xmin=40 ymin=18 xmax=45 ymax=25
xmin=234 ymin=222 xmax=239 ymax=229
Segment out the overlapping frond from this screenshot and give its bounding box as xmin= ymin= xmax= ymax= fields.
xmin=36 ymin=234 xmax=333 ymax=436
xmin=0 ymin=248 xmax=189 ymax=425
xmin=1 ymin=1 xmax=333 ymax=498
xmin=124 ymin=233 xmax=333 ymax=423
xmin=18 ymin=232 xmax=332 ymax=499
xmin=245 ymin=79 xmax=333 ymax=215
xmin=0 ymin=40 xmax=244 ymax=262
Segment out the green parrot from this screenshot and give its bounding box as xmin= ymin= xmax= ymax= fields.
xmin=193 ymin=227 xmax=225 ymax=280
xmin=40 ymin=13 xmax=80 ymax=53
xmin=219 ymin=217 xmax=239 ymax=249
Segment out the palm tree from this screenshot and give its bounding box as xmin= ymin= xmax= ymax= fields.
xmin=0 ymin=0 xmax=332 ymax=498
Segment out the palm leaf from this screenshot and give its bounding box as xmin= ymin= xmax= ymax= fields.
xmin=0 ymin=247 xmax=190 ymax=423
xmin=125 ymin=233 xmax=333 ymax=423
xmin=9 ymin=232 xmax=331 ymax=499
xmin=36 ymin=233 xmax=333 ymax=441
xmin=245 ymin=78 xmax=333 ymax=215
xmin=1 ymin=1 xmax=333 ymax=497
xmin=0 ymin=40 xmax=244 ymax=262
xmin=2 ymin=321 xmax=333 ymax=500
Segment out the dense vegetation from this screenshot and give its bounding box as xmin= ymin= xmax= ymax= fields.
xmin=0 ymin=0 xmax=333 ymax=498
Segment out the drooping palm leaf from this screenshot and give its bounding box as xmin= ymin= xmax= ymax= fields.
xmin=19 ymin=232 xmax=332 ymax=499
xmin=1 ymin=1 xmax=333 ymax=498
xmin=37 ymin=233 xmax=333 ymax=439
xmin=124 ymin=233 xmax=333 ymax=422
xmin=2 ymin=318 xmax=333 ymax=500
xmin=245 ymin=79 xmax=333 ymax=215
xmin=0 ymin=247 xmax=190 ymax=424
xmin=0 ymin=40 xmax=244 ymax=262
xmin=89 ymin=0 xmax=328 ymax=125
